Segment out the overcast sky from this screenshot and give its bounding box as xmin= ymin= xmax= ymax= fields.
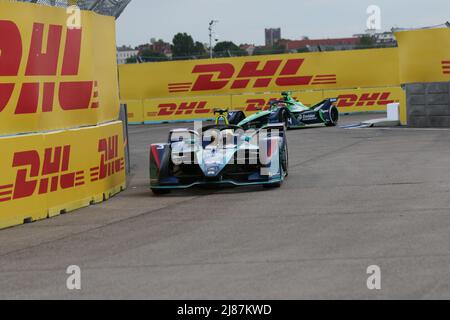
xmin=116 ymin=0 xmax=450 ymax=47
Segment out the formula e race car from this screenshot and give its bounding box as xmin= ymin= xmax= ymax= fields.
xmin=149 ymin=110 xmax=288 ymax=194
xmin=227 ymin=92 xmax=339 ymax=130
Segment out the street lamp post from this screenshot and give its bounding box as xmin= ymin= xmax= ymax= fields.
xmin=209 ymin=20 xmax=218 ymax=59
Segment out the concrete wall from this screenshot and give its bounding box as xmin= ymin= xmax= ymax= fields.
xmin=406 ymin=82 xmax=450 ymax=127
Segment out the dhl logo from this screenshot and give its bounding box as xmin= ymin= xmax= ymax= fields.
xmin=0 ymin=20 xmax=98 ymax=114
xmin=90 ymin=135 xmax=125 ymax=182
xmin=442 ymin=60 xmax=450 ymax=75
xmin=167 ymin=59 xmax=337 ymax=93
xmin=0 ymin=145 xmax=84 ymax=202
xmin=0 ymin=136 xmax=124 ymax=203
xmin=239 ymin=92 xmax=395 ymax=112
xmin=336 ymin=92 xmax=396 ymax=108
xmin=148 ymin=101 xmax=211 ymax=117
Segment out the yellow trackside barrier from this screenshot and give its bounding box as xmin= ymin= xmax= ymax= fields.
xmin=324 ymin=87 xmax=407 ymax=124
xmin=0 ymin=121 xmax=126 ymax=229
xmin=0 ymin=1 xmax=119 ymax=135
xmin=396 ymin=28 xmax=450 ymax=84
xmin=119 ymin=48 xmax=400 ymax=100
xmin=122 ymin=100 xmax=145 ymax=124
xmin=123 ymin=87 xmax=407 ymax=125
xmin=143 ymin=95 xmax=232 ymax=123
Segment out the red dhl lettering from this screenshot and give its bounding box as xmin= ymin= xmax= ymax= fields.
xmin=442 ymin=60 xmax=450 ymax=75
xmin=244 ymin=97 xmax=298 ymax=112
xmin=0 ymin=145 xmax=84 ymax=203
xmin=157 ymin=101 xmax=211 ymax=116
xmin=0 ymin=136 xmax=125 ymax=203
xmin=337 ymin=92 xmax=396 ymax=108
xmin=0 ymin=20 xmax=98 ymax=114
xmin=168 ymin=59 xmax=336 ymax=93
xmin=90 ymin=135 xmax=125 ymax=182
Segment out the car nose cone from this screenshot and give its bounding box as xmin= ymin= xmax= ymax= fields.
xmin=206 ymin=166 xmax=220 ymax=177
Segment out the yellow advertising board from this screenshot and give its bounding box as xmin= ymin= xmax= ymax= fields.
xmin=132 ymin=87 xmax=406 ymax=124
xmin=325 ymin=86 xmax=407 ymax=124
xmin=0 ymin=1 xmax=120 ymax=135
xmin=395 ymin=28 xmax=450 ymax=84
xmin=119 ymin=48 xmax=400 ymax=100
xmin=143 ymin=95 xmax=232 ymax=123
xmin=0 ymin=121 xmax=126 ymax=229
xmin=123 ymin=100 xmax=144 ymax=124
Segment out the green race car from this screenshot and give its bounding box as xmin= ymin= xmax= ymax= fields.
xmin=228 ymin=92 xmax=339 ymax=130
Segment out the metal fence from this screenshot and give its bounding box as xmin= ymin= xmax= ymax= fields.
xmin=14 ymin=0 xmax=132 ymax=18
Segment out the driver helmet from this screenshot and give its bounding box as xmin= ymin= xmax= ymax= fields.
xmin=281 ymin=91 xmax=294 ymax=102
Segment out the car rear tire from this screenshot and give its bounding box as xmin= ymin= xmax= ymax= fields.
xmin=325 ymin=106 xmax=339 ymax=127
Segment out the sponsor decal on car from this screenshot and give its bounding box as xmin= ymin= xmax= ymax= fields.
xmin=301 ymin=113 xmax=318 ymax=121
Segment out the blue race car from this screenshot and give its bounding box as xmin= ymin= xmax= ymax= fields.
xmin=149 ymin=110 xmax=288 ymax=194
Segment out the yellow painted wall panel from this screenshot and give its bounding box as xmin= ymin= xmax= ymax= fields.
xmin=122 ymin=100 xmax=144 ymax=123
xmin=119 ymin=48 xmax=400 ymax=100
xmin=0 ymin=121 xmax=126 ymax=230
xmin=396 ymin=28 xmax=450 ymax=84
xmin=0 ymin=1 xmax=120 ymax=135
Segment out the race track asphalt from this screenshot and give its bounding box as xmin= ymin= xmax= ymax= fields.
xmin=1 ymin=113 xmax=450 ymax=299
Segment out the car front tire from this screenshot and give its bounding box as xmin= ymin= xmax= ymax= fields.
xmin=151 ymin=188 xmax=171 ymax=195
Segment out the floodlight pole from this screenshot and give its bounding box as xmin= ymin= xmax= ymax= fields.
xmin=209 ymin=20 xmax=218 ymax=59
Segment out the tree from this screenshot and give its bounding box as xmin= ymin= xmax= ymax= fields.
xmin=139 ymin=48 xmax=166 ymax=62
xmin=213 ymin=41 xmax=247 ymax=57
xmin=359 ymin=35 xmax=376 ymax=46
xmin=126 ymin=56 xmax=138 ymax=63
xmin=193 ymin=41 xmax=207 ymax=56
xmin=296 ymin=47 xmax=310 ymax=53
xmin=272 ymin=40 xmax=287 ymax=53
xmin=252 ymin=46 xmax=272 ymax=56
xmin=172 ymin=33 xmax=196 ymax=57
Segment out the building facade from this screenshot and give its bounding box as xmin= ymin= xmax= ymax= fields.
xmin=116 ymin=46 xmax=139 ymax=64
xmin=279 ymin=37 xmax=360 ymax=52
xmin=265 ymin=28 xmax=281 ymax=47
